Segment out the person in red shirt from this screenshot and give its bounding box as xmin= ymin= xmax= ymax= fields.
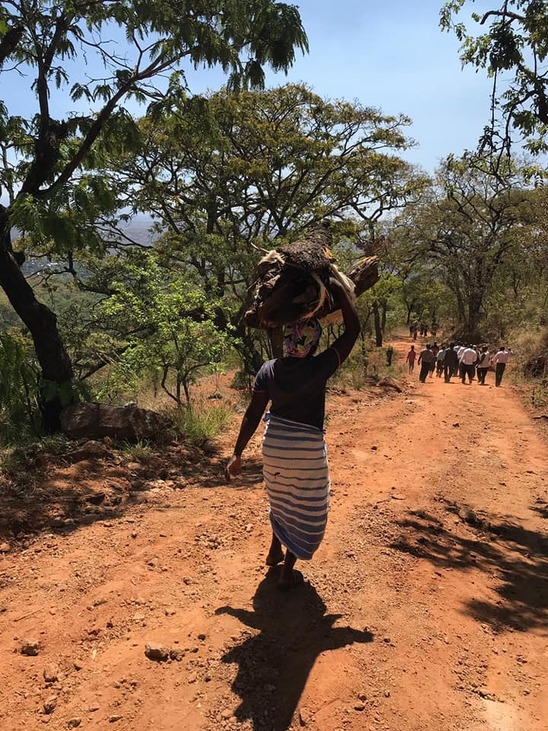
xmin=406 ymin=345 xmax=417 ymax=373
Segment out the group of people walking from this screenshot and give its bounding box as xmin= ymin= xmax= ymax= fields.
xmin=406 ymin=342 xmax=512 ymax=387
xmin=409 ymin=321 xmax=438 ymax=340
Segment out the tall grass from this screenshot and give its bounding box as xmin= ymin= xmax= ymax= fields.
xmin=0 ymin=434 xmax=73 ymax=497
xmin=510 ymin=327 xmax=548 ymax=382
xmin=170 ymin=400 xmax=233 ymax=444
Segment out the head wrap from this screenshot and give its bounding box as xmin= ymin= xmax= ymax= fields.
xmin=282 ymin=318 xmax=322 ymax=358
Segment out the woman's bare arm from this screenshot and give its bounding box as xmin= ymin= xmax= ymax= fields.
xmin=225 ymin=390 xmax=270 ymax=481
xmin=329 ymin=278 xmax=361 ymax=364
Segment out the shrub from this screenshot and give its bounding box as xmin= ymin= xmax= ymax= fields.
xmin=117 ymin=440 xmax=155 ymax=462
xmin=330 ymin=339 xmax=404 ymax=391
xmin=0 ymin=330 xmax=41 ymax=444
xmin=170 ymin=400 xmax=233 ymax=444
xmin=511 ymin=327 xmax=548 ymax=382
xmin=230 ymin=369 xmax=254 ymax=392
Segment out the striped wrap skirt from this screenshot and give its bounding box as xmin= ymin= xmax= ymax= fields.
xmin=262 ymin=414 xmax=330 ymax=560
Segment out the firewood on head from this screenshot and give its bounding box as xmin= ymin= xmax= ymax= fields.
xmin=244 ymin=224 xmax=379 ymax=329
xmin=256 ymin=271 xmax=328 ymax=328
xmin=275 ymin=226 xmax=335 ymax=271
xmin=346 ymin=256 xmax=380 ymax=297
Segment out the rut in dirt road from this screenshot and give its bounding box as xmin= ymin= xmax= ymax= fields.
xmin=0 ymin=336 xmax=546 ymax=731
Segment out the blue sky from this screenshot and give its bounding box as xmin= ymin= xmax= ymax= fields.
xmin=1 ymin=1 xmax=495 ymax=174
xmin=267 ymin=0 xmax=495 ymax=171
xmin=187 ymin=1 xmax=496 ymax=172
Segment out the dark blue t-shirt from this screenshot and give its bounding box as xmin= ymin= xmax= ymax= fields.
xmin=253 ymin=348 xmax=340 ymax=429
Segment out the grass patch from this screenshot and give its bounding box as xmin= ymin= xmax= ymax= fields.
xmin=331 ymin=340 xmax=406 ymax=391
xmin=531 ymin=384 xmax=548 ymax=410
xmin=0 ymin=434 xmax=72 ymax=471
xmin=170 ymin=400 xmax=233 ymax=444
xmin=509 ymin=327 xmax=548 ymax=381
xmin=116 ymin=440 xmax=155 ymax=462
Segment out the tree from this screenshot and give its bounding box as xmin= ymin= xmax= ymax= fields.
xmin=481 ymin=184 xmax=548 ymax=336
xmin=0 ymin=329 xmax=41 ymax=442
xmin=99 ymin=84 xmax=423 ymax=365
xmin=441 ymin=0 xmax=548 ymax=154
xmin=0 ymin=0 xmax=308 ymax=430
xmin=94 ymin=253 xmax=231 ymax=406
xmin=398 ymin=271 xmax=451 ymax=328
xmin=391 ymin=155 xmax=533 ymax=341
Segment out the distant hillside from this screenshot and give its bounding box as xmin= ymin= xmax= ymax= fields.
xmin=15 ymin=215 xmax=158 ymax=276
xmin=116 ymin=215 xmax=157 ymax=246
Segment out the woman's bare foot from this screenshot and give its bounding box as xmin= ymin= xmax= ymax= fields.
xmin=265 ymin=547 xmax=285 ymax=566
xmin=266 ymin=533 xmax=284 ymax=566
xmin=278 ymin=549 xmax=300 ymax=590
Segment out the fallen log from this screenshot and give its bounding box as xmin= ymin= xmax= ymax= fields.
xmin=244 ymin=225 xmax=379 ymax=329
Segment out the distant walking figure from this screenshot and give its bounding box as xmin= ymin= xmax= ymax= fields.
xmin=476 ymin=347 xmax=490 ymax=385
xmin=443 ymin=343 xmax=459 ymax=382
xmin=406 ymin=345 xmax=417 ymax=373
xmin=460 ymin=345 xmax=478 ymax=384
xmin=493 ymin=346 xmax=511 ymax=387
xmin=435 ymin=345 xmax=446 ymax=377
xmin=417 ymin=344 xmax=435 ymax=383
xmin=430 ymin=342 xmax=439 ymax=376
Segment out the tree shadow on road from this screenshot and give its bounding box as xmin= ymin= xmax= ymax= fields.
xmin=390 ymin=501 xmax=548 ymax=633
xmin=216 ymin=570 xmax=373 ymax=731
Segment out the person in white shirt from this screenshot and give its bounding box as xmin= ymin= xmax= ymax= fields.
xmin=435 ymin=345 xmax=446 ymax=378
xmin=456 ymin=344 xmax=466 ymax=381
xmin=476 ymin=347 xmax=491 ymax=385
xmin=460 ymin=345 xmax=478 ymax=384
xmin=492 ymin=346 xmax=512 ymax=387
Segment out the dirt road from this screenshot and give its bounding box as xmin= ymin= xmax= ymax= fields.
xmin=0 ymin=337 xmax=546 ymax=731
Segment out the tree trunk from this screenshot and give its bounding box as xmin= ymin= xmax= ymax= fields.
xmin=237 ymin=325 xmax=264 ymax=374
xmin=380 ymin=299 xmax=387 ymax=333
xmin=405 ymin=301 xmax=414 ymax=325
xmin=360 ymin=330 xmax=368 ymax=375
xmin=182 ymin=379 xmax=190 ymax=406
xmin=372 ymin=301 xmax=383 ymax=347
xmin=459 ymin=287 xmax=484 ymax=342
xmin=0 ymin=221 xmax=74 ymax=432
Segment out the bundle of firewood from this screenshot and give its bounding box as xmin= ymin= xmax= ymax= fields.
xmin=244 ymin=225 xmax=379 ymax=329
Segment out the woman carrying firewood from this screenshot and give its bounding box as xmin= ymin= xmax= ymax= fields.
xmin=225 ymin=278 xmax=360 ymax=590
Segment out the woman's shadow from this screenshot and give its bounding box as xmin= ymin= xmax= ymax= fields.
xmin=215 ymin=568 xmax=374 ymax=731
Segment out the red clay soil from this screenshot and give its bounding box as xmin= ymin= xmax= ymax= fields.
xmin=0 ymin=336 xmax=546 ymax=731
